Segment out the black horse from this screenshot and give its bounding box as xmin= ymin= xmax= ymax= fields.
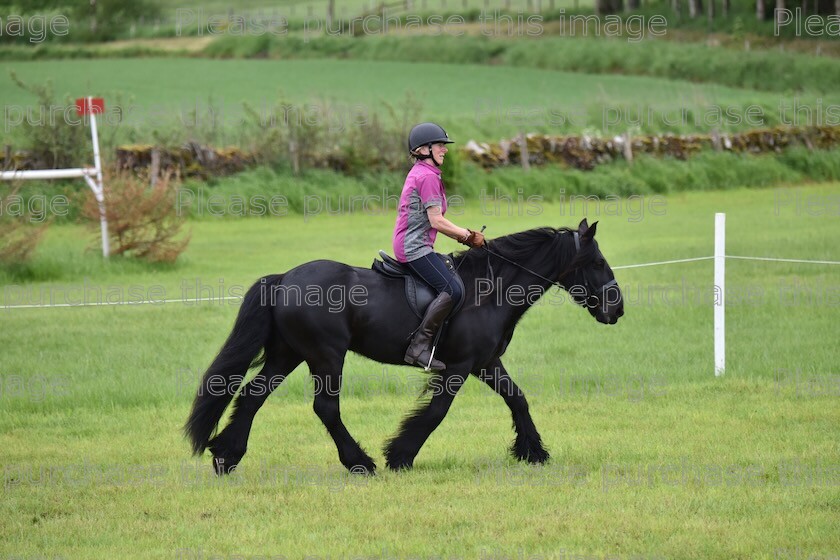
xmin=185 ymin=218 xmax=623 ymax=474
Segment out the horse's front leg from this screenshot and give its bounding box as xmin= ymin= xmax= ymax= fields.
xmin=384 ymin=370 xmax=467 ymax=471
xmin=475 ymin=357 xmax=549 ymax=464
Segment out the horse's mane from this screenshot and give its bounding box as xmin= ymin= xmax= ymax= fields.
xmin=453 ymin=226 xmax=596 ymax=277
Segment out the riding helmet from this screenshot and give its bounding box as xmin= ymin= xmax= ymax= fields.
xmin=408 ymin=122 xmax=454 ymax=153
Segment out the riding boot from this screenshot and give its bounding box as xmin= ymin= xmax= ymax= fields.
xmin=404 ymin=292 xmax=453 ymax=371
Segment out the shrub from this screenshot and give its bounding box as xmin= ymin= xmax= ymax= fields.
xmin=0 ymin=184 xmax=49 ymax=265
xmin=81 ymin=171 xmax=190 ymax=263
xmin=7 ymin=71 xmax=89 ymax=169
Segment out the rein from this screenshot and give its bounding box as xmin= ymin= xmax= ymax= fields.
xmin=480 ymin=231 xmax=580 ymax=291
xmin=473 ymin=231 xmax=617 ymax=300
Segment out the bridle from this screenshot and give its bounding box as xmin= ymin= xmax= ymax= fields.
xmin=478 ymin=230 xmax=618 ymax=306
xmin=569 ymin=232 xmax=618 ymax=306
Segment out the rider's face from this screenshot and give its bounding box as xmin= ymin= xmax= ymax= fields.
xmin=416 ymin=143 xmax=448 ymax=165
xmin=430 ymin=143 xmax=448 ymax=165
xmin=418 ymin=142 xmax=449 ymax=165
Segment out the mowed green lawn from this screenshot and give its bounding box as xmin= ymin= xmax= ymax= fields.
xmin=3 ymin=57 xmax=834 ymax=144
xmin=1 ymin=185 xmax=839 ymax=559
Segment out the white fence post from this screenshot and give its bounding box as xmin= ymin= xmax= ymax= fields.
xmin=714 ymin=212 xmax=726 ymax=376
xmin=87 ymin=97 xmax=109 ymax=258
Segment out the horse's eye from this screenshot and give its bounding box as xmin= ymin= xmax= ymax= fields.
xmin=595 ymin=259 xmax=606 ymax=270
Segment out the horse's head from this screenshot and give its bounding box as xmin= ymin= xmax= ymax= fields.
xmin=559 ymin=219 xmax=624 ymax=325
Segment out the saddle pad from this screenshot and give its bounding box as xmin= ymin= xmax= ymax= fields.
xmin=371 ymin=251 xmax=465 ymax=319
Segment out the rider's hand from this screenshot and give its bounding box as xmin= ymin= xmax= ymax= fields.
xmin=461 ymin=229 xmax=486 ymax=249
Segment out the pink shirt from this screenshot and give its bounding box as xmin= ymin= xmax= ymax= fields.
xmin=392 ymin=160 xmax=447 ymax=263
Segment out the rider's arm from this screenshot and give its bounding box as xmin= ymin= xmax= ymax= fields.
xmin=427 ymin=205 xmax=469 ymax=242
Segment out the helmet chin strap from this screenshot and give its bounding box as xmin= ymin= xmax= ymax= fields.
xmin=413 ymin=144 xmax=442 ymax=167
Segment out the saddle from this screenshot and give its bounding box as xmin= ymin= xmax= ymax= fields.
xmin=372 ymin=250 xmax=466 ymax=319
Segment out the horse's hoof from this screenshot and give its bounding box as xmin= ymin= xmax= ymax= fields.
xmin=512 ymin=439 xmax=550 ymax=464
xmin=349 ymin=463 xmax=377 ymax=476
xmin=211 ymin=452 xmax=244 ymax=476
xmin=525 ymin=449 xmax=550 ymax=464
xmin=385 ymin=457 xmax=414 ymax=471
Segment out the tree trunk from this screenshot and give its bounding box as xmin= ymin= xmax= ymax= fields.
xmin=90 ymin=0 xmax=97 ymax=34
xmin=688 ymin=0 xmax=703 ymax=19
xmin=722 ymin=0 xmax=730 ymax=16
xmin=757 ymin=0 xmax=766 ymax=20
xmin=775 ymin=0 xmax=786 ymax=29
xmin=708 ymin=0 xmax=715 ymax=21
xmin=628 ymin=0 xmax=641 ymax=9
xmin=596 ymin=0 xmax=624 ymax=13
xmin=689 ymin=0 xmax=703 ymax=18
xmin=814 ymin=0 xmax=840 ymax=13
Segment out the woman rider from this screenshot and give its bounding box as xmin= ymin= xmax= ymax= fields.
xmin=393 ymin=122 xmax=485 ymax=371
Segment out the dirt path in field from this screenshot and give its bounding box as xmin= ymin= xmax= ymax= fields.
xmin=98 ymin=36 xmax=216 ymax=52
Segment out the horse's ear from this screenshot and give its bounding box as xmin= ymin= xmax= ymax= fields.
xmin=578 ymin=218 xmax=589 ymax=232
xmin=582 ymin=220 xmax=598 ymax=239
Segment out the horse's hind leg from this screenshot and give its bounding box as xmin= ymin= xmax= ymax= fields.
xmin=309 ymin=354 xmax=377 ymax=475
xmin=209 ymin=339 xmax=302 ymax=475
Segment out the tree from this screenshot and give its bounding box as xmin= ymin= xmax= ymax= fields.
xmin=672 ymin=0 xmax=682 ymax=18
xmin=595 ymin=0 xmax=624 ymax=14
xmin=813 ymin=0 xmax=840 ymax=14
xmin=689 ymin=0 xmax=703 ymax=18
xmin=757 ymin=0 xmax=767 ymax=20
xmin=326 ymin=0 xmax=335 ymax=28
xmin=775 ymin=0 xmax=786 ymax=29
xmin=73 ymin=0 xmax=162 ymax=40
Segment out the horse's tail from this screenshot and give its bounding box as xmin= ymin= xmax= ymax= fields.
xmin=184 ymin=274 xmax=284 ymax=455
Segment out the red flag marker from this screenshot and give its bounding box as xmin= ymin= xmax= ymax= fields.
xmin=75 ymin=97 xmax=105 ymax=116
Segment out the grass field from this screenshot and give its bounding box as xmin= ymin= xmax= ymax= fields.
xmin=1 ymin=185 xmax=838 ymax=559
xmin=4 ymin=56 xmax=837 ymax=151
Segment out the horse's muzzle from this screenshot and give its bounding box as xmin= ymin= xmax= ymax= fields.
xmin=594 ymin=300 xmax=624 ymax=325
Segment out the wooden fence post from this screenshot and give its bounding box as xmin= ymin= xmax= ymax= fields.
xmin=518 ymin=133 xmax=531 ymax=172
xmin=289 ymin=138 xmax=300 ymax=176
xmin=622 ymin=131 xmax=633 ymax=164
xmin=710 ymin=129 xmax=722 ymax=151
xmin=150 ymin=147 xmax=161 ymax=188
